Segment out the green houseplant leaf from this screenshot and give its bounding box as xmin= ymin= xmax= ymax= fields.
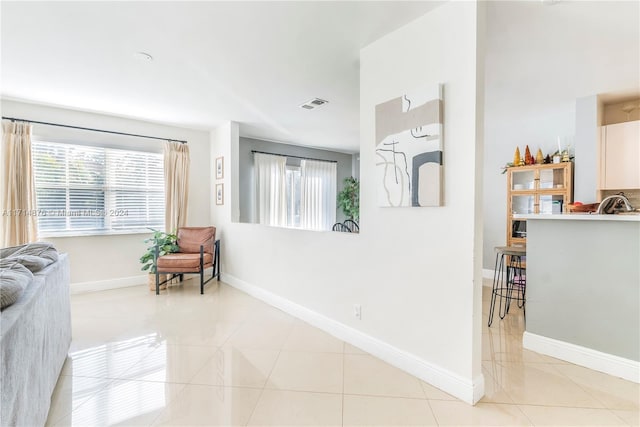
xmin=140 ymin=228 xmax=179 ymax=273
xmin=337 ymin=176 xmax=360 ymax=222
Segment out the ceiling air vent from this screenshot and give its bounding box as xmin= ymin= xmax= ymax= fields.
xmin=299 ymin=98 xmax=329 ymax=110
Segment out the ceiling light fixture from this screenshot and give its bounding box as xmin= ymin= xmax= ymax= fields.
xmin=133 ymin=51 xmax=153 ymax=62
xmin=299 ymin=98 xmax=329 ymax=110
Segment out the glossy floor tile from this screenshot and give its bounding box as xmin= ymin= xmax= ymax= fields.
xmin=247 ymin=389 xmax=342 ymax=426
xmin=492 ymin=361 xmax=606 ymax=408
xmin=282 ymin=320 xmax=345 ymax=353
xmin=46 ymin=375 xmax=113 ymax=425
xmin=151 ymin=384 xmax=262 ymax=426
xmin=420 ymin=381 xmax=457 ymax=401
xmin=551 ymin=363 xmax=640 ymax=411
xmin=52 ymin=380 xmax=186 ymax=426
xmin=429 ymin=400 xmax=532 ymax=426
xmin=190 ymin=346 xmax=280 ymax=388
xmin=517 ymin=405 xmax=629 ymax=426
xmin=265 ymin=351 xmax=343 ymax=393
xmin=343 ymin=354 xmax=425 ymax=399
xmin=120 ymin=343 xmax=218 ymax=384
xmin=343 ymin=394 xmax=438 ymax=426
xmin=45 ymin=278 xmax=639 ymax=426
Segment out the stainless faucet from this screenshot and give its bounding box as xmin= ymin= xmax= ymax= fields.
xmin=596 ymin=194 xmax=635 ymax=214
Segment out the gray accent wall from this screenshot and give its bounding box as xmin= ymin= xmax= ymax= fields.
xmin=238 ymin=137 xmax=357 ymax=224
xmin=526 ymin=218 xmax=640 ymax=361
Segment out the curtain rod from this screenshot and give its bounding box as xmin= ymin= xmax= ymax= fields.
xmin=251 ymin=150 xmax=338 ymax=164
xmin=1 ymin=116 xmax=188 ymax=144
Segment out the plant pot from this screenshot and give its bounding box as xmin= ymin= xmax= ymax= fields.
xmin=148 ymin=273 xmax=168 ymax=291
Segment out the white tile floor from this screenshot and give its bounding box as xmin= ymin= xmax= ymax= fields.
xmin=45 ymin=279 xmax=639 ymax=426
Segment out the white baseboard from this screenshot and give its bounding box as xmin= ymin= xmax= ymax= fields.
xmin=71 ymin=274 xmax=147 ymax=294
xmin=523 ymin=331 xmax=639 ymax=383
xmin=224 ymin=273 xmax=484 ymax=404
xmin=482 ymin=269 xmax=494 ymax=283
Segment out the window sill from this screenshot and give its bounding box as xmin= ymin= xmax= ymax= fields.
xmin=39 ymin=229 xmax=155 ymax=239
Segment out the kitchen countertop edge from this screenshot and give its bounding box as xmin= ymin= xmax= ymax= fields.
xmin=514 ymin=213 xmax=640 ymax=222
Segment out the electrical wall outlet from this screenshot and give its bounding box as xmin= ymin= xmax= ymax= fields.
xmin=354 ymin=304 xmax=361 ymax=320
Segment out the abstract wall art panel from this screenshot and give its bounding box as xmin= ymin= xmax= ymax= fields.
xmin=375 ymin=84 xmax=443 ymax=207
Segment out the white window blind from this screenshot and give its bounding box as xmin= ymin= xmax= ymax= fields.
xmin=32 ymin=141 xmax=164 ymax=235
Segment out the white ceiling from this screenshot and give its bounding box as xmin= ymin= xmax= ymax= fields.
xmin=1 ymin=1 xmax=444 ymax=153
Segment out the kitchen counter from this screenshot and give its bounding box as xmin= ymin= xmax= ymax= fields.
xmin=521 ymin=215 xmax=639 ymax=382
xmin=515 ymin=213 xmax=640 ymax=221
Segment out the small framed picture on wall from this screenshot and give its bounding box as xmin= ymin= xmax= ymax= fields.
xmin=216 ymin=183 xmax=224 ymax=205
xmin=216 ymin=156 xmax=224 ymax=180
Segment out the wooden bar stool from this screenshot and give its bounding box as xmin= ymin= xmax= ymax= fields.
xmin=488 ymin=246 xmax=526 ymax=327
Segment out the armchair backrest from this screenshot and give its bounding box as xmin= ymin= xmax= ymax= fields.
xmin=177 ymin=227 xmax=216 ymax=254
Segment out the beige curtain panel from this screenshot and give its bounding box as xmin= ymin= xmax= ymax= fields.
xmin=1 ymin=121 xmax=37 ymax=247
xmin=164 ymin=141 xmax=190 ymax=233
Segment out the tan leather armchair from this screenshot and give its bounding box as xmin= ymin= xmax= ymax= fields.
xmin=154 ymin=226 xmax=220 ymax=295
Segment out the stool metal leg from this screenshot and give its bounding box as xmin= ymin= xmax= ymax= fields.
xmin=488 ymin=252 xmax=501 ymax=327
xmin=514 ymin=255 xmax=526 ymax=325
xmin=505 ymin=263 xmax=513 ymax=314
xmin=506 ymin=255 xmax=526 ymax=326
xmin=488 ymin=253 xmax=510 ymax=326
xmin=510 ymin=255 xmax=525 ymax=309
xmin=489 ymin=251 xmax=527 ymax=327
xmin=489 ymin=248 xmax=526 ymax=328
xmin=497 ymin=254 xmax=511 ymax=321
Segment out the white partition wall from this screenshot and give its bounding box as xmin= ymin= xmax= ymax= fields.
xmin=210 ymin=1 xmax=485 ymax=404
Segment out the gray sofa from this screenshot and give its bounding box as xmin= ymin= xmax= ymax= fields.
xmin=0 ymin=253 xmax=71 ymax=427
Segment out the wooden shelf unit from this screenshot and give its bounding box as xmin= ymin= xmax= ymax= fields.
xmin=506 ymin=162 xmax=574 ymax=248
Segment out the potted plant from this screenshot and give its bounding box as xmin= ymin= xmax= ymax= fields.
xmin=337 ymin=176 xmax=360 ymax=223
xmin=140 ymin=229 xmax=179 ymax=290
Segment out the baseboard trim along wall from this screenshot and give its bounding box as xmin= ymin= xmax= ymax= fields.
xmin=224 ymin=273 xmax=485 ymax=404
xmin=523 ymin=331 xmax=640 ymax=383
xmin=71 ymin=274 xmax=147 ymax=294
xmin=482 ymin=268 xmax=494 ymax=283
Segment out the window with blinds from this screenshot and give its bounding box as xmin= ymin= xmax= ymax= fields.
xmin=32 ymin=141 xmax=164 ymax=235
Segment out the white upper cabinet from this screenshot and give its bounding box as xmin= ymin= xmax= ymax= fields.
xmin=599 ymin=120 xmax=640 ymax=190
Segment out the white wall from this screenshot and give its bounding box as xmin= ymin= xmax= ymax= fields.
xmin=574 ymin=95 xmax=600 ymax=203
xmin=482 ymin=0 xmax=640 ymax=268
xmin=1 ymin=100 xmax=211 ymax=289
xmin=211 ymin=1 xmax=484 ymax=404
xmin=210 ymin=122 xmax=236 ymax=230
